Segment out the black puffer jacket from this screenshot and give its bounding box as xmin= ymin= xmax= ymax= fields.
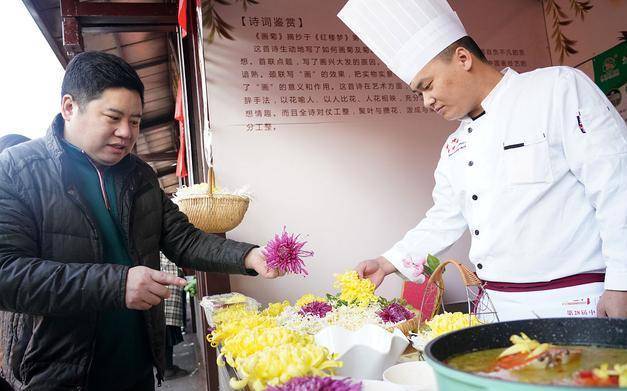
xmin=0 ymin=115 xmax=256 ymax=390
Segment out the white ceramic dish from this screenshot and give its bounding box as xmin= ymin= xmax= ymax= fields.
xmin=314 ymin=324 xmax=409 ymax=380
xmin=382 ymin=361 xmax=437 ymax=391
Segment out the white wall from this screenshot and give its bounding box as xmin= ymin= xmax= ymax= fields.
xmin=203 ymin=0 xmax=551 ymax=305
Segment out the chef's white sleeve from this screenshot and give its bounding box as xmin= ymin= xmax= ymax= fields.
xmin=383 ymin=148 xmax=467 ymax=281
xmin=557 ymin=67 xmax=627 ymax=291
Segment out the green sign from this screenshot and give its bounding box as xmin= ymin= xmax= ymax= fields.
xmin=593 ymin=42 xmax=627 ymax=94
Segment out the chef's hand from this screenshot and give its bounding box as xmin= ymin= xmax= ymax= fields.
xmin=245 ymin=247 xmax=285 ymax=279
xmin=355 ymin=256 xmax=397 ymax=288
xmin=597 ymin=290 xmax=627 ymax=318
xmin=125 ymin=266 xmax=187 ymax=310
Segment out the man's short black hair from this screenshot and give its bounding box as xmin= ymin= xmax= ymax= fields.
xmin=61 ymin=51 xmax=145 ymax=107
xmin=437 ymin=36 xmax=489 ymax=64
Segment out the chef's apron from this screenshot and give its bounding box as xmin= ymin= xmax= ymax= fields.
xmin=478 ymin=273 xmax=605 ymax=322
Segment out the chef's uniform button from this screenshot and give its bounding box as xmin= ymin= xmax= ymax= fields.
xmin=474 ymin=229 xmax=480 ymax=236
xmin=477 ymin=263 xmax=483 ymax=269
xmin=468 ymin=127 xmax=473 ymax=134
xmin=468 ymin=161 xmax=474 ymax=167
xmin=472 ymin=194 xmax=478 ymax=201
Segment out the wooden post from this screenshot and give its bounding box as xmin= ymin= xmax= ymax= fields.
xmin=194 ymin=234 xmax=232 ymax=391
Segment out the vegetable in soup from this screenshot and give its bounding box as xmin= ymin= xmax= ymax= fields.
xmin=447 ymin=333 xmax=627 ymax=387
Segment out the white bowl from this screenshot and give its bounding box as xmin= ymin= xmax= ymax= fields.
xmin=382 ymin=361 xmax=437 ymax=391
xmin=314 ymin=324 xmax=409 ymax=380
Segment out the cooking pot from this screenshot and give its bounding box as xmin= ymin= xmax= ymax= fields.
xmin=424 ymin=317 xmax=627 ymax=390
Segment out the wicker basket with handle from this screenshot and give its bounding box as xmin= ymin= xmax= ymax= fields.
xmin=175 ymin=167 xmax=250 ymax=233
xmin=385 ymin=315 xmax=422 ymax=336
xmin=176 ymin=194 xmax=249 ymax=233
xmin=419 ymin=259 xmax=487 ymax=323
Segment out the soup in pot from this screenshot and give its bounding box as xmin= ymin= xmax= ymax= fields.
xmin=447 ymin=333 xmax=627 ymax=387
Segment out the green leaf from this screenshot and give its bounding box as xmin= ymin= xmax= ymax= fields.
xmin=426 ymin=254 xmax=440 ymax=275
xmin=184 ymin=277 xmax=197 ymax=297
xmin=392 ymin=297 xmax=408 ymax=307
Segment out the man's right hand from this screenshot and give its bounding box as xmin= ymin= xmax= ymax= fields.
xmin=125 ymin=266 xmax=187 ymax=310
xmin=355 ymin=256 xmax=397 ymax=288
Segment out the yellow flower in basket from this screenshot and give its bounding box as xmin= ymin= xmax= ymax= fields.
xmin=261 ymin=300 xmax=291 ymax=317
xmin=220 ymin=326 xmax=312 ymax=367
xmin=209 ymin=314 xmax=276 ymax=348
xmin=422 ymin=312 xmax=482 ymax=340
xmin=211 ymin=304 xmax=255 ymax=326
xmin=231 ymin=342 xmax=342 ymax=391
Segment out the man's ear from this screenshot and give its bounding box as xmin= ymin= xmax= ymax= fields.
xmin=60 ymin=94 xmax=77 ymax=121
xmin=454 ymin=46 xmax=473 ymax=71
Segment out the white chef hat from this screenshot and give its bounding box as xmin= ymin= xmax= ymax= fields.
xmin=338 ymin=0 xmax=467 ymax=85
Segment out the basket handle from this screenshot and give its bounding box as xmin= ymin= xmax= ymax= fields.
xmin=208 ymin=166 xmax=216 ymax=195
xmin=428 ymin=260 xmax=482 ymax=287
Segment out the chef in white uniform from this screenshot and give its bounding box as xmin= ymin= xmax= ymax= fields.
xmin=339 ymin=0 xmax=627 ymax=320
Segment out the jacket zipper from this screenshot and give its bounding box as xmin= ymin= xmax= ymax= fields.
xmin=64 ymin=186 xmax=101 ymax=389
xmin=124 ymin=178 xmax=163 ymax=382
xmin=87 ymin=159 xmax=110 ymax=211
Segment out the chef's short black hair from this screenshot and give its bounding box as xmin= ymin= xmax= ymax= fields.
xmin=437 ymin=36 xmax=489 ymax=64
xmin=61 ymin=51 xmax=144 ymax=108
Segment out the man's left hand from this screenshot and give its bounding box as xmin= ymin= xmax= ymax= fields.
xmin=597 ymin=290 xmax=627 ymax=318
xmin=244 ymin=247 xmax=285 ymax=279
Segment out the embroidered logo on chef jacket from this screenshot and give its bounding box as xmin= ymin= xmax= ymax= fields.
xmin=561 ymin=297 xmax=591 ymax=306
xmin=446 ymin=137 xmax=467 ymax=157
xmin=577 ymin=112 xmax=586 ymax=133
xmin=561 ymin=296 xmax=598 ymax=317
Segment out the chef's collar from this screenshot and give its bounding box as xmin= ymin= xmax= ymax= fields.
xmin=460 ymin=67 xmax=518 ymax=123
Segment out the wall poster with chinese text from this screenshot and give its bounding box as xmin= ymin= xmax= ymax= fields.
xmin=203 ymin=0 xmax=551 ymax=304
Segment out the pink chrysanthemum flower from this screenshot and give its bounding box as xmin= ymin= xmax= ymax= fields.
xmin=378 ymin=303 xmax=415 ymax=324
xmin=266 ymin=376 xmax=362 ymax=391
xmin=299 ymin=301 xmax=333 ymax=318
xmin=263 ymin=227 xmax=314 ymax=275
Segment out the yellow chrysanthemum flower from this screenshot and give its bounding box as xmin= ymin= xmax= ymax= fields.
xmin=212 ymin=303 xmax=254 ymax=325
xmin=333 ymin=271 xmax=378 ymax=307
xmin=209 ymin=314 xmax=276 ymax=348
xmin=261 ymin=300 xmax=291 ymax=317
xmin=421 ymin=312 xmax=482 ymax=340
xmin=232 ymin=342 xmax=342 ymax=391
xmin=220 ymin=326 xmax=311 ymax=367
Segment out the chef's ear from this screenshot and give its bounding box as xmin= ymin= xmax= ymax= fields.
xmin=453 ymin=46 xmax=473 ymax=72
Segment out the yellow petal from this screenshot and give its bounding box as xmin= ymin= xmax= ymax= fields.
xmin=229 ymin=378 xmax=248 ymax=390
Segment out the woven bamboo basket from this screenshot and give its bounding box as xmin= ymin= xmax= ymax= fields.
xmin=385 ymin=262 xmax=461 ymax=336
xmin=419 ymin=259 xmax=483 ymax=323
xmin=176 ymin=194 xmax=249 ymax=233
xmin=386 ymin=315 xmax=422 ymax=336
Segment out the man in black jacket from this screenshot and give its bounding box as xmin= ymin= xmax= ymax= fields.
xmin=0 ymin=52 xmax=279 ymax=390
xmin=0 ymin=134 xmax=31 ymax=391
